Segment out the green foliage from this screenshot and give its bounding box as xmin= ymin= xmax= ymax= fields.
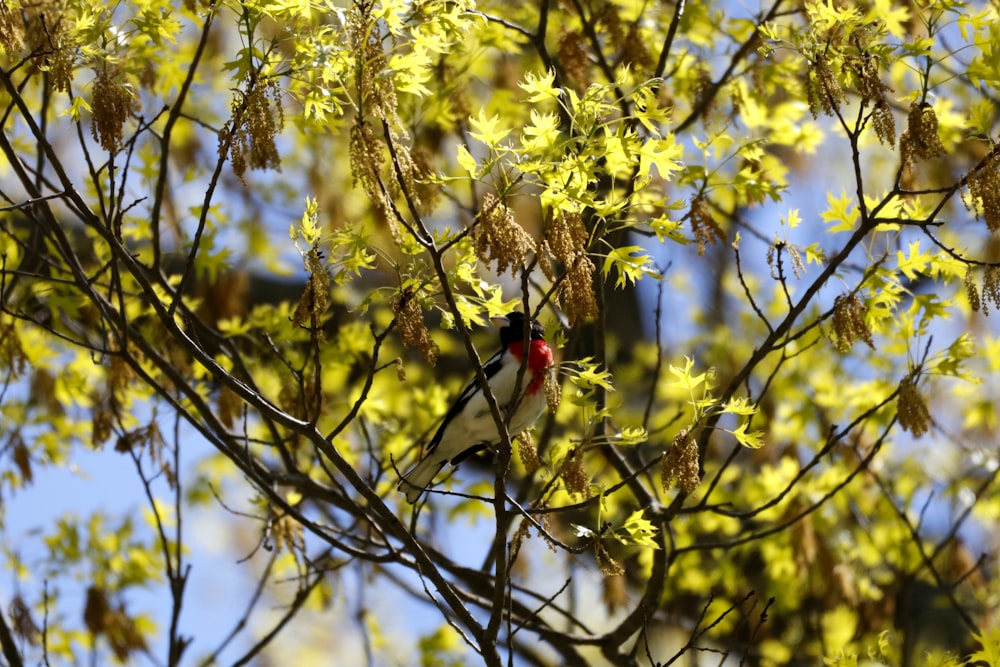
xmin=970 ymin=628 xmax=1000 ymax=666
xmin=1 ymin=0 xmax=999 ymax=665
xmin=418 ymin=625 xmax=471 ymax=667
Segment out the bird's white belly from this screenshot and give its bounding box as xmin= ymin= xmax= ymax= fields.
xmin=439 ymin=367 xmax=546 ymax=453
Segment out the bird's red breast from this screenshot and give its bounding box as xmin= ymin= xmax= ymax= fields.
xmin=507 ymin=339 xmax=553 ymax=394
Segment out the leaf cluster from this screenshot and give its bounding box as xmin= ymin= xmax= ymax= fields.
xmin=1 ymin=0 xmax=999 ymax=665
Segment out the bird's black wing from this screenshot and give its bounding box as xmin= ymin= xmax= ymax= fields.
xmin=423 ymin=349 xmax=505 ymax=454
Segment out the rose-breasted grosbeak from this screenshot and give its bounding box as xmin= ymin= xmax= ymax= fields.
xmin=399 ymin=311 xmax=553 ymax=503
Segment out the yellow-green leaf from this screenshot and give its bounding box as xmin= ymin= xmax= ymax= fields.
xmin=729 ymin=421 xmax=765 ymax=449
xmin=620 ymin=509 xmax=660 ymax=549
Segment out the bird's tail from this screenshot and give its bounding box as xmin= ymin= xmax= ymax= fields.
xmin=399 ymin=456 xmax=444 ymax=504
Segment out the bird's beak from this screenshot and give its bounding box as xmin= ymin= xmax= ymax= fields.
xmin=491 ymin=315 xmax=510 ymax=328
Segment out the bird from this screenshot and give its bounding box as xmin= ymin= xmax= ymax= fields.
xmin=399 ymin=311 xmax=553 ymax=503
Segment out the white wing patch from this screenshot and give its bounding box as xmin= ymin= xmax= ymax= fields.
xmin=423 ymin=350 xmax=545 ymax=467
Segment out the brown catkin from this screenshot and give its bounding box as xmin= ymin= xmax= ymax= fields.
xmin=563 ymin=255 xmax=599 ymax=325
xmin=543 ymin=366 xmax=562 ymax=414
xmin=541 ymin=212 xmax=598 ymax=324
xmin=966 ymin=151 xmax=1000 ymax=233
xmin=662 ymin=429 xmax=700 ymax=494
xmin=897 ymin=375 xmax=931 ymax=437
xmin=983 ymin=265 xmax=1000 ymax=314
xmin=966 ymin=268 xmax=982 ymax=312
xmin=557 ymin=29 xmax=589 ymax=87
xmin=226 ymin=76 xmax=283 ymax=181
xmin=516 ymin=430 xmax=541 ymax=475
xmin=559 ymin=446 xmax=591 ymax=499
xmin=807 ymin=57 xmax=845 ymax=119
xmin=900 ymin=102 xmax=945 ymax=166
xmin=474 ymin=193 xmax=536 ymax=276
xmin=689 ymin=194 xmax=726 ymax=256
xmin=831 ymin=293 xmax=874 ymax=352
xmin=0 ymin=0 xmax=24 ymax=53
xmin=91 ymin=68 xmax=136 ymax=154
xmin=391 ymin=290 xmax=439 ymax=366
xmin=292 ymin=246 xmax=330 ymax=336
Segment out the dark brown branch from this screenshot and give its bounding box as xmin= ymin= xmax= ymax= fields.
xmin=0 ymin=600 xmax=24 ymax=667
xmin=675 ymin=0 xmax=787 ymax=133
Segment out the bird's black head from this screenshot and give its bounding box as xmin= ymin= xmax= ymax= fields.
xmin=495 ymin=311 xmax=544 ymax=347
